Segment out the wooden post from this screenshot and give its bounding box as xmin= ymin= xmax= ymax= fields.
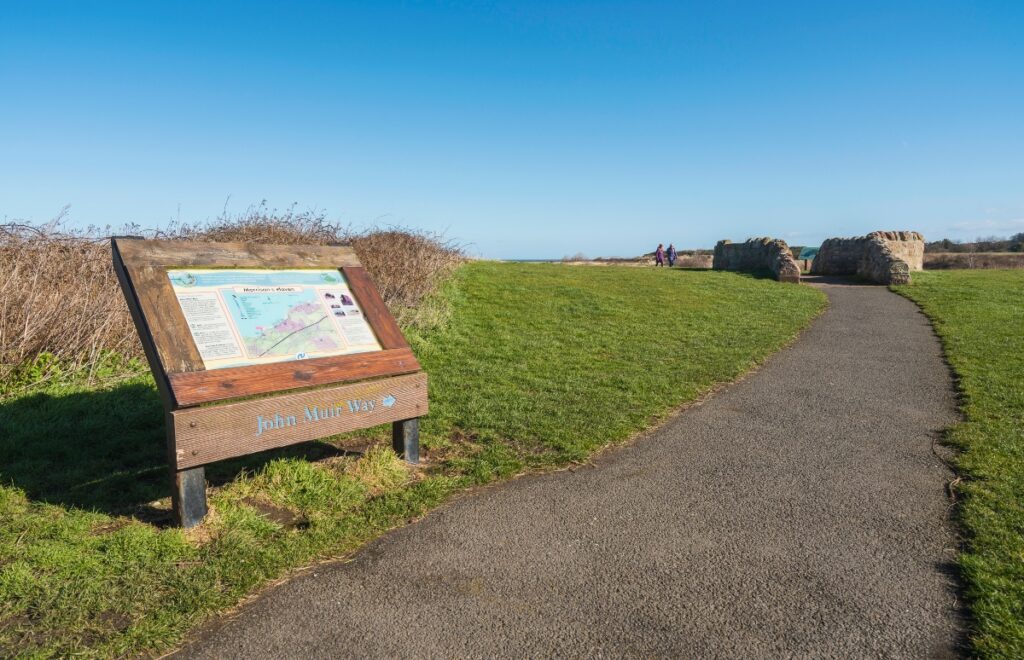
xmin=392 ymin=418 xmax=420 ymax=464
xmin=165 ymin=409 xmax=208 ymax=528
xmin=172 ymin=467 xmax=208 ymax=528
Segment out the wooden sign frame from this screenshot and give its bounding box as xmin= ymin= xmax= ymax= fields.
xmin=112 ymin=238 xmax=427 ymax=527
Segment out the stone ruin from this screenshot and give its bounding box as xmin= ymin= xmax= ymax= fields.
xmin=810 ymin=231 xmax=924 ymax=285
xmin=712 ymin=231 xmax=924 ymax=285
xmin=713 ymin=238 xmax=801 ymax=283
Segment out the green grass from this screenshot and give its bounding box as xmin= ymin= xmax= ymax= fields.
xmin=894 ymin=270 xmax=1024 ymax=659
xmin=0 ymin=263 xmax=826 ymax=656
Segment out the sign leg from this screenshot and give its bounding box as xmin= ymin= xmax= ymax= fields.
xmin=392 ymin=418 xmax=420 ymax=464
xmin=173 ymin=467 xmax=208 ymax=528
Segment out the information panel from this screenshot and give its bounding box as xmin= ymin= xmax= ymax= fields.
xmin=167 ymin=268 xmax=382 ymax=370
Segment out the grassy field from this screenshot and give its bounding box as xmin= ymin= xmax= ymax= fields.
xmin=895 ymin=270 xmax=1024 ymax=659
xmin=0 ymin=263 xmax=826 ymax=656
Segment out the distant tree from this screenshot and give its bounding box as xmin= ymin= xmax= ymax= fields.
xmin=925 ymin=238 xmax=960 ymax=253
xmin=1011 ymin=232 xmax=1024 ymax=253
xmin=927 ymin=234 xmax=1024 ymax=253
xmin=975 ymin=236 xmax=992 ymax=252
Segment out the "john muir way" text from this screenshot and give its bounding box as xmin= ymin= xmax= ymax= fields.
xmin=256 ymin=398 xmax=378 ymax=436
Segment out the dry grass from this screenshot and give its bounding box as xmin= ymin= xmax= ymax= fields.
xmin=349 ymin=229 xmax=465 ymax=328
xmin=675 ymin=254 xmax=714 ymax=269
xmin=0 ymin=206 xmax=464 ymax=386
xmin=0 ymin=223 xmax=139 ymax=381
xmin=924 ymin=252 xmax=1024 ymax=270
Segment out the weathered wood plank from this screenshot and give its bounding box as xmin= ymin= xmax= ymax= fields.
xmin=111 ymin=240 xmax=178 ymax=409
xmin=116 ymin=239 xmax=359 ymax=268
xmin=343 ymin=266 xmax=409 ymax=350
xmin=131 ymin=264 xmax=207 ymax=377
xmin=171 ymin=373 xmax=428 ymax=469
xmin=168 ymin=347 xmax=421 ymax=407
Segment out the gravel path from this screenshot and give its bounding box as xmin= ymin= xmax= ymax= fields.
xmin=180 ymin=279 xmax=963 ymax=658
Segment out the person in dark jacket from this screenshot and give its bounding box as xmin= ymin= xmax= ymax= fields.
xmin=666 ymin=244 xmax=677 ymax=267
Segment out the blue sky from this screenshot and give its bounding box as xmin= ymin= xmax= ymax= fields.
xmin=2 ymin=1 xmax=1022 ymax=258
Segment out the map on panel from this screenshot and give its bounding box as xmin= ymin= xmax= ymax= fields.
xmin=166 ymin=269 xmax=382 ymax=370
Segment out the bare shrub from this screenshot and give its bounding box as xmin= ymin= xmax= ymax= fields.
xmin=164 ymin=204 xmax=346 ymax=245
xmin=164 ymin=204 xmax=465 ymax=326
xmin=346 ymin=229 xmax=464 ymax=328
xmin=0 ymin=222 xmax=141 ymax=381
xmin=1 ymin=205 xmax=464 ymax=386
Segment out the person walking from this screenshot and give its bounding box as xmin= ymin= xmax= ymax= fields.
xmin=655 ymin=243 xmax=665 ymax=267
xmin=667 ymin=243 xmax=677 ymax=267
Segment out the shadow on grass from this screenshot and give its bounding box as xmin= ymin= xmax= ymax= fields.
xmin=0 ymin=382 xmax=359 ymax=523
xmin=800 ymin=274 xmax=866 ymax=286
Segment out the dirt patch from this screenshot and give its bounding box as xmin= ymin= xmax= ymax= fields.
xmin=421 ymin=429 xmax=482 ymax=465
xmin=0 ymin=614 xmax=43 ymax=657
xmin=240 ymin=498 xmax=309 ymax=531
xmin=89 ymin=519 xmax=130 ymax=536
xmin=95 ymin=610 xmax=132 ymax=632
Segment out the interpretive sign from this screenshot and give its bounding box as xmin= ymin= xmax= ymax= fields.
xmin=112 ymin=239 xmax=427 ymax=527
xmin=166 ymin=269 xmax=382 ymax=368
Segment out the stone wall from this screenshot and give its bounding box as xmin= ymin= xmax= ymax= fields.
xmin=810 ymin=238 xmax=863 ymax=275
xmin=713 ymin=238 xmax=801 ymax=283
xmin=811 ymin=231 xmax=923 ymax=284
xmin=860 ymin=236 xmax=912 ymax=285
xmin=872 ymin=231 xmax=924 ymax=270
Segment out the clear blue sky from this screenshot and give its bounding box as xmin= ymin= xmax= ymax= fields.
xmin=2 ymin=1 xmax=1022 ymax=258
